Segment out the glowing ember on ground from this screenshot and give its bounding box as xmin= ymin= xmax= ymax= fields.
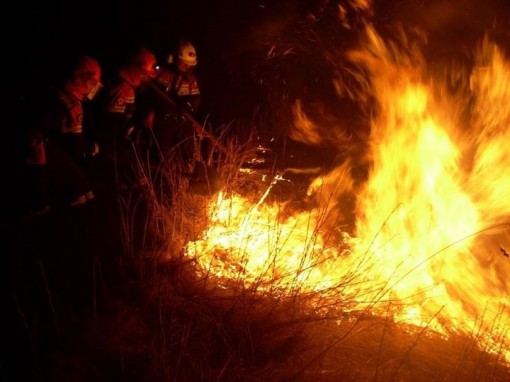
xmin=185 ymin=22 xmax=510 ymax=360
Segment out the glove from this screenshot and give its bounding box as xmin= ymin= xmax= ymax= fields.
xmin=79 ymin=142 xmax=99 ymax=159
xmin=184 ymin=101 xmax=195 ymax=114
xmin=89 ymin=142 xmax=100 ymax=157
xmin=80 ymin=142 xmax=100 ymax=159
xmin=143 ymin=111 xmax=154 ymax=130
xmin=124 ymin=126 xmax=136 ymax=141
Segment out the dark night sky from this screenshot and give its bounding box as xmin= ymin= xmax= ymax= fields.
xmin=2 ymin=0 xmax=219 ymax=80
xmin=4 ymin=0 xmax=510 ymax=81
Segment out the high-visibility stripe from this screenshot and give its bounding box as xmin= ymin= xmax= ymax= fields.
xmin=107 ymin=95 xmax=135 ymax=113
xmin=156 ymin=69 xmax=200 ymax=97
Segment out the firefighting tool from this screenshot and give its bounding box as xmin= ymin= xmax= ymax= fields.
xmin=145 ymin=81 xmax=226 ymax=194
xmin=146 ymin=81 xmax=228 ymax=155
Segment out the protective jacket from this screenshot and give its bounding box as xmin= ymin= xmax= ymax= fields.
xmin=26 ymin=86 xmax=96 ymax=210
xmin=155 ymin=66 xmax=201 ymax=114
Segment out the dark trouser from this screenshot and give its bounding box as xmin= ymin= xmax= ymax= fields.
xmin=37 ymin=139 xmax=93 ymax=209
xmin=22 ymin=138 xmax=92 ymax=213
xmin=153 ymin=114 xmax=197 ymax=171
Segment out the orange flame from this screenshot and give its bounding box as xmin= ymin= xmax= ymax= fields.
xmin=185 ymin=24 xmax=510 ymax=358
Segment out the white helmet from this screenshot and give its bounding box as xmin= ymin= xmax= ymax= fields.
xmin=178 ymin=41 xmax=197 ymax=66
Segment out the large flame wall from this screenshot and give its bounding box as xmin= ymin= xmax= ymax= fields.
xmin=185 ymin=20 xmax=510 ymax=358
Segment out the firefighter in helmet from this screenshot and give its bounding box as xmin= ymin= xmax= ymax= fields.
xmin=100 ymin=46 xmax=157 ymax=138
xmin=91 ymin=46 xmax=158 ymax=190
xmin=156 ymin=40 xmax=201 ymax=113
xmin=25 ymin=54 xmax=103 ymax=213
xmin=17 ymin=55 xmax=109 ymax=326
xmin=151 ymin=40 xmax=202 ymax=169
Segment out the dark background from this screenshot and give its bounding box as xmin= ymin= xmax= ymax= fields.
xmin=1 ymin=0 xmax=316 ymax=128
xmin=3 ymin=0 xmax=510 ymax=131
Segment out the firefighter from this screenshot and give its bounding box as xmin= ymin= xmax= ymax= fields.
xmin=18 ymin=54 xmax=105 ymax=329
xmin=91 ymin=45 xmax=158 ymax=190
xmin=156 ymin=40 xmax=201 ymax=113
xmin=85 ymin=46 xmax=161 ymax=281
xmin=152 ymin=41 xmax=202 ymax=169
xmin=25 ymin=54 xmax=103 ymax=214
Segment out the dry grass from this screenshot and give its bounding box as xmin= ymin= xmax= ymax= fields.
xmin=82 ymin=127 xmax=510 ymax=381
xmin=48 ymin=258 xmax=510 ymax=381
xmin=13 ymin=125 xmax=510 ymax=382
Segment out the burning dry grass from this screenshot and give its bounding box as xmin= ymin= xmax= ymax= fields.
xmin=68 ymin=126 xmax=506 ymax=381
xmin=28 ymin=124 xmax=510 ymax=381
xmin=22 ymin=4 xmax=510 ymax=380
xmin=58 ymin=255 xmax=510 ymax=381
